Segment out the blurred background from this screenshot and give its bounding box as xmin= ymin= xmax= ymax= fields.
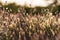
xmin=0 ymin=0 xmax=60 ymax=40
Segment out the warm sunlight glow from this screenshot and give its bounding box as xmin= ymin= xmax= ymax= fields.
xmin=1 ymin=0 xmax=54 ymax=7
